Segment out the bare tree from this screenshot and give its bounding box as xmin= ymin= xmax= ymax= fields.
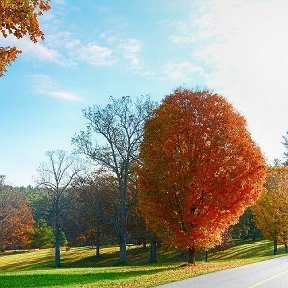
xmin=36 ymin=150 xmax=81 ymax=267
xmin=283 ymin=132 xmax=288 ymax=165
xmin=72 ymin=96 xmax=157 ymax=263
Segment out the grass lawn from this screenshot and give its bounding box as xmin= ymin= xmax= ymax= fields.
xmin=0 ymin=240 xmax=287 ymax=288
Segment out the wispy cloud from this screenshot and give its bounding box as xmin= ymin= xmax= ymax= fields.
xmin=166 ymin=20 xmax=198 ymax=45
xmin=78 ymin=43 xmax=113 ymax=66
xmin=1 ymin=35 xmax=63 ymax=64
xmin=46 ymin=91 xmax=82 ymax=102
xmin=1 ymin=3 xmax=146 ymax=74
xmin=29 ymin=74 xmax=83 ymax=102
xmin=116 ymin=38 xmax=142 ymax=70
xmin=43 ymin=30 xmax=114 ymax=67
xmin=1 ymin=27 xmax=114 ymax=68
xmin=101 ymin=34 xmax=144 ymax=71
xmin=163 ymin=62 xmax=204 ymax=81
xmin=14 ymin=30 xmax=143 ymax=71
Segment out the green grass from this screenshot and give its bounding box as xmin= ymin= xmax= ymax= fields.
xmin=0 ymin=240 xmax=287 ymax=288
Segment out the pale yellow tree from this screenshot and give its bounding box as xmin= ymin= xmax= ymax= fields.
xmin=253 ymin=166 xmax=288 ymax=255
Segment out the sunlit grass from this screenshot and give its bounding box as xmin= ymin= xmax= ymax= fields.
xmin=211 ymin=240 xmax=285 ymax=262
xmin=0 ymin=240 xmax=287 ymax=288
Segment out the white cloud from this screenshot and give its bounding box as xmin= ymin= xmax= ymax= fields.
xmin=164 ymin=62 xmax=204 ymax=81
xmin=47 ymin=91 xmax=82 ymax=102
xmin=1 ymin=15 xmax=145 ymax=73
xmin=1 ymin=30 xmax=114 ymax=68
xmin=195 ymin=0 xmax=288 ymax=92
xmin=22 ymin=41 xmax=62 ymax=64
xmin=167 ymin=20 xmax=198 ymax=45
xmin=44 ymin=30 xmax=114 ymax=67
xmin=1 ymin=35 xmax=62 ymax=64
xmin=174 ymin=0 xmax=288 ymax=162
xmin=102 ymin=34 xmax=144 ymax=71
xmin=118 ymin=38 xmax=142 ymax=69
xmin=78 ymin=43 xmax=113 ymax=66
xmin=29 ymin=74 xmax=83 ymax=102
xmin=65 ymin=39 xmax=81 ymax=50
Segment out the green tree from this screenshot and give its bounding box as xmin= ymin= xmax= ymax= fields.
xmin=60 ymin=230 xmax=68 ymax=247
xmin=29 ymin=219 xmax=54 ymax=248
xmin=232 ymin=208 xmax=262 ymax=240
xmin=25 ymin=187 xmax=52 ymax=223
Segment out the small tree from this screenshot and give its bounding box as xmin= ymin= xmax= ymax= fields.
xmin=232 ymin=208 xmax=261 ymax=241
xmin=0 ymin=0 xmax=50 ymax=76
xmin=72 ymin=96 xmax=157 ymax=263
xmin=26 ymin=187 xmax=52 ymax=223
xmin=29 ymin=219 xmax=54 ymax=248
xmin=36 ymin=150 xmax=81 ymax=267
xmin=137 ymin=88 xmax=267 ymax=264
xmin=253 ymin=166 xmax=288 ymax=255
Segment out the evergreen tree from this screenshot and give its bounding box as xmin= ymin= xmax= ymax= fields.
xmin=29 ymin=219 xmax=54 ymax=249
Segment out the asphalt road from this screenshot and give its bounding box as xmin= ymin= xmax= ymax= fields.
xmin=154 ymin=256 xmax=288 ymax=288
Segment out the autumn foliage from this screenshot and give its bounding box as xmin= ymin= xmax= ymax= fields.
xmin=137 ymin=89 xmax=267 ymax=263
xmin=0 ymin=180 xmax=34 ymax=250
xmin=0 ymin=0 xmax=50 ymax=76
xmin=252 ymin=166 xmax=288 ymax=254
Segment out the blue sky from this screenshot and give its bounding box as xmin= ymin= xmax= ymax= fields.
xmin=1 ymin=0 xmax=288 ymax=186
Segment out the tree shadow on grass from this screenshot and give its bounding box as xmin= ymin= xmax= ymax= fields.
xmin=62 ymin=249 xmax=121 ymax=268
xmin=0 ymin=250 xmax=29 ymax=256
xmin=211 ymin=241 xmax=286 ymax=260
xmin=0 ymin=253 xmax=54 ymax=271
xmin=0 ymin=267 xmax=173 ymax=288
xmin=63 ymin=246 xmax=183 ymax=268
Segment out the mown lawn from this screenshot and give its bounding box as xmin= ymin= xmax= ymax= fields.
xmin=0 ymin=240 xmax=287 ymax=288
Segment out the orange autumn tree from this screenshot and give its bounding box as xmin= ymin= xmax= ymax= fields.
xmin=252 ymin=166 xmax=288 ymax=255
xmin=137 ymin=88 xmax=267 ymax=264
xmin=0 ymin=0 xmax=50 ymax=76
xmin=0 ymin=176 xmax=34 ymax=250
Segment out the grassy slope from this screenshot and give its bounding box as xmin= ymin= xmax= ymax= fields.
xmin=0 ymin=241 xmax=286 ymax=288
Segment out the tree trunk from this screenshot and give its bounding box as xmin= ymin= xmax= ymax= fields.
xmin=95 ymin=245 xmax=100 ymax=258
xmin=188 ymin=247 xmax=196 ymax=264
xmin=273 ymin=239 xmax=278 ymax=255
xmin=143 ymin=240 xmax=147 ymax=248
xmin=180 ymin=250 xmax=187 ymax=261
xmin=285 ymin=241 xmax=288 ymax=253
xmin=149 ymin=240 xmax=157 ymax=263
xmin=119 ymin=234 xmax=126 ymax=263
xmin=54 ymin=223 xmax=61 ymax=268
xmin=205 ymin=250 xmax=208 ymax=262
xmin=119 ymin=179 xmax=127 ymax=264
xmin=95 ymin=234 xmax=101 ymax=258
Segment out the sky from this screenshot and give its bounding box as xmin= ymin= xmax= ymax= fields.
xmin=1 ymin=0 xmax=288 ymax=186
